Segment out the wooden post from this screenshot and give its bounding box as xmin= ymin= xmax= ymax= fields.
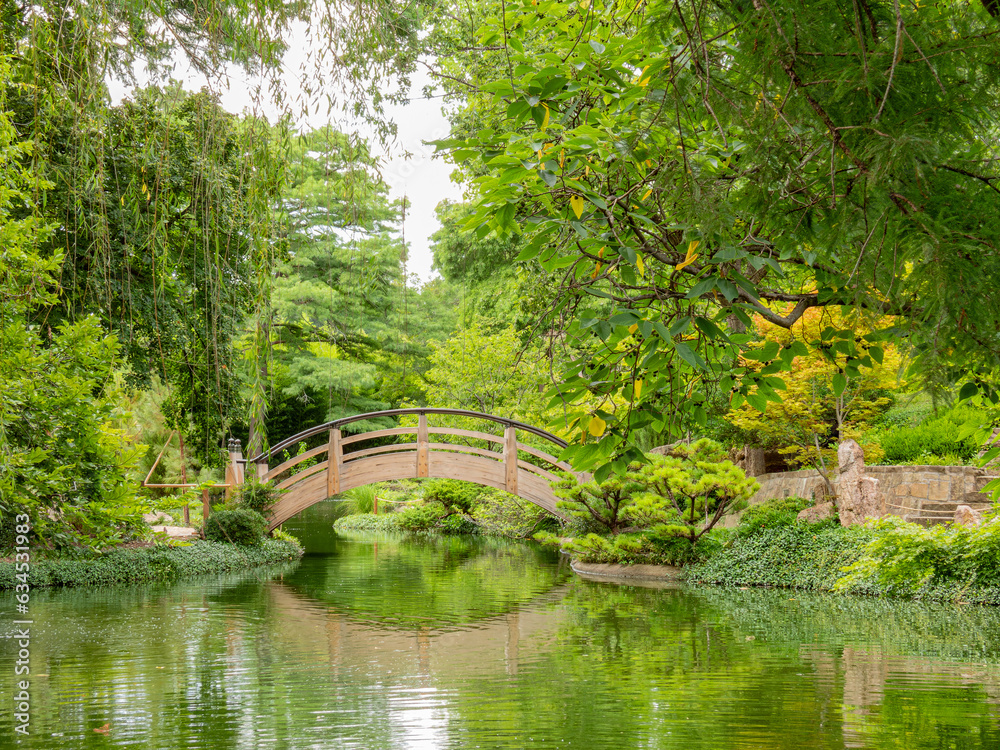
xmin=255 ymin=460 xmax=268 ymax=483
xmin=225 ymin=439 xmax=244 ymax=501
xmin=504 ymin=424 xmax=518 ymax=495
xmin=416 ymin=413 xmax=429 ymax=478
xmin=327 ymin=428 xmax=342 ymax=497
xmin=183 ymin=504 xmax=190 ymax=526
xmin=374 ymin=495 xmax=378 ymax=515
xmin=201 ymin=488 xmax=211 ymax=538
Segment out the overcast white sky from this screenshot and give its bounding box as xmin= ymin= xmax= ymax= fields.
xmin=107 ymin=23 xmax=464 ymax=285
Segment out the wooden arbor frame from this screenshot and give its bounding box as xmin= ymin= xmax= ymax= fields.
xmin=230 ymin=409 xmax=575 ymax=531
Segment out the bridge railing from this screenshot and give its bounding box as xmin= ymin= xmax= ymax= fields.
xmin=236 ymin=408 xmax=573 ymax=501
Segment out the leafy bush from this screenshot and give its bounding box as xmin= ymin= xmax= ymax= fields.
xmin=395 ymin=504 xmax=443 ymax=532
xmin=393 ymin=502 xmax=481 ymax=535
xmin=0 ymin=539 xmax=302 ymax=589
xmin=836 ymin=515 xmax=1000 ymax=594
xmin=471 ymin=489 xmax=559 ymax=538
xmin=422 ymin=479 xmax=481 ymax=513
xmin=876 ymin=406 xmax=983 ymax=463
xmin=204 ymin=508 xmax=267 ymax=546
xmin=736 ymin=496 xmax=815 ymax=537
xmin=234 ymin=479 xmax=285 ymax=515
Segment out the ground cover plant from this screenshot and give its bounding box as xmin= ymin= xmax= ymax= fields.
xmin=0 ymin=538 xmax=302 ymax=590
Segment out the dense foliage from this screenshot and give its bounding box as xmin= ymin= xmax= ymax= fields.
xmin=425 ymin=0 xmax=1000 ymax=474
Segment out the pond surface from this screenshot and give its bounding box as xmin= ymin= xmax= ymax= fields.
xmin=3 ymin=501 xmax=1000 ymax=749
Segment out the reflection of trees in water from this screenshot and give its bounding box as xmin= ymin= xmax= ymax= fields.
xmin=470 ymin=583 xmax=1000 ymax=750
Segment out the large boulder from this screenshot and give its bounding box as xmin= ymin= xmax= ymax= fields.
xmin=953 ymin=504 xmax=983 ymax=528
xmin=798 ymin=502 xmax=836 ymax=523
xmin=836 ymin=440 xmax=884 ymax=527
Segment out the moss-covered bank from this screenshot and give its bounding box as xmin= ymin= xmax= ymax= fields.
xmin=0 ymin=538 xmax=303 ymax=590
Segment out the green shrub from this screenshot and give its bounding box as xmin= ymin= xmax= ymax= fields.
xmin=395 ymin=504 xmax=443 ymax=532
xmin=234 ymin=479 xmax=285 ymax=514
xmin=472 ymin=489 xmax=559 ymax=538
xmin=392 ymin=502 xmax=480 ymax=535
xmin=422 ymin=479 xmax=481 ymax=513
xmin=876 ymin=406 xmax=982 ymax=463
xmin=204 ymin=508 xmax=267 ymax=546
xmin=836 ymin=515 xmax=1000 ymax=593
xmin=737 ymin=496 xmax=814 ymax=537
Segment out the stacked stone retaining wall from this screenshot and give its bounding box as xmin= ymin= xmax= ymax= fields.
xmin=746 ymin=465 xmax=997 ymax=515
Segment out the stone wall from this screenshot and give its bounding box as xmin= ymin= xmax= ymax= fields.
xmin=739 ymin=465 xmax=998 ymax=522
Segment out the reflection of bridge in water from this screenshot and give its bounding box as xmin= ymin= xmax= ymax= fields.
xmin=229 ymin=409 xmax=579 ymax=531
xmin=263 ymin=577 xmax=573 ymax=678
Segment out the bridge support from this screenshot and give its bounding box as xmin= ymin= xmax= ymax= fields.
xmin=504 ymin=425 xmax=518 ymax=495
xmin=416 ymin=413 xmax=429 ymax=477
xmin=327 ymin=428 xmax=342 ymax=495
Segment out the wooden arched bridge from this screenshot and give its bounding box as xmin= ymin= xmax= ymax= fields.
xmin=227 ymin=409 xmax=575 ymax=531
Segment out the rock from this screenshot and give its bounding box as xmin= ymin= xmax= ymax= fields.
xmin=836 ymin=439 xmax=885 ymax=527
xmin=953 ymin=504 xmax=983 ymax=528
xmin=143 ymin=511 xmax=174 ymax=524
xmin=797 ymin=502 xmax=836 ymax=523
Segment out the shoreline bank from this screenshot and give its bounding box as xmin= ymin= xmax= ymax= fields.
xmin=0 ymin=538 xmax=303 ymax=590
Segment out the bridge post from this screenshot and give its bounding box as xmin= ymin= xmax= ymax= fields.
xmin=416 ymin=412 xmax=429 ymax=477
xmin=225 ymin=439 xmax=244 ymax=502
xmin=327 ymin=428 xmax=342 ymax=496
xmin=504 ymin=424 xmax=518 ymax=495
xmin=254 ymin=457 xmax=268 ymax=483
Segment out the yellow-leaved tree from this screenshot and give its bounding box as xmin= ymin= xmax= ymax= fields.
xmin=727 ymin=309 xmax=907 ymax=483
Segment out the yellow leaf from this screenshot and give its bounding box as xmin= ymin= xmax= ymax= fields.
xmin=580 ymin=0 xmax=590 ymax=7
xmin=628 ymin=323 xmax=638 ymax=334
xmin=636 ymin=253 xmax=645 ymax=276
xmin=676 ymin=240 xmax=700 ymax=271
xmin=634 ymin=380 xmax=643 ymax=399
xmin=541 ymin=103 xmax=550 ymax=130
xmin=585 ymin=165 xmax=590 ymax=177
xmin=588 ymin=416 xmax=606 ymax=436
xmin=560 ymin=150 xmax=565 ymax=168
xmin=592 ymin=262 xmax=602 ymax=278
xmin=120 ymin=195 xmax=124 ymax=206
xmin=641 ymin=188 xmax=652 ymax=201
xmin=570 ymin=195 xmax=584 ymax=219
xmin=598 ymin=246 xmax=605 ymax=258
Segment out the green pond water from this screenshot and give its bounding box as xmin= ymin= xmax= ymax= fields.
xmin=4 ymin=501 xmax=1000 ymax=749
